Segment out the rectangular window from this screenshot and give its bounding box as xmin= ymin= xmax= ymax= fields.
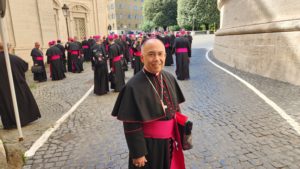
xmin=128 ymin=14 xmax=131 ymax=19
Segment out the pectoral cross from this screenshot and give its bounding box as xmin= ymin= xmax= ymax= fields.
xmin=161 ymin=100 xmax=168 ymax=112
xmin=163 ymin=104 xmax=168 ymax=110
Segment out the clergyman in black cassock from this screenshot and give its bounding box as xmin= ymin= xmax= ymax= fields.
xmin=108 ymin=36 xmax=125 ymax=92
xmin=65 ymin=39 xmax=72 ymax=72
xmin=69 ymin=40 xmax=82 ymax=73
xmin=132 ymin=36 xmax=144 ymax=75
xmin=172 ymin=34 xmax=191 ymax=80
xmin=82 ymin=37 xmax=91 ymax=61
xmin=91 ymin=38 xmax=109 ymax=95
xmin=163 ymin=33 xmax=173 ymax=66
xmin=56 ymin=40 xmax=67 ymax=72
xmin=30 ymin=42 xmax=47 ymax=82
xmin=112 ymin=39 xmax=186 ymax=169
xmin=0 ymin=46 xmax=41 ymax=129
xmin=46 ymin=42 xmax=66 ymax=80
xmin=88 ymin=37 xmax=97 ymax=69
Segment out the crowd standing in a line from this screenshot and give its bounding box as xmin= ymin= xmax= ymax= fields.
xmin=0 ymin=29 xmax=193 ymax=129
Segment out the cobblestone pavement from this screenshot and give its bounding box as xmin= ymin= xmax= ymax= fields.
xmin=0 ymin=63 xmax=94 ymax=149
xmin=23 ymin=35 xmax=300 ymax=169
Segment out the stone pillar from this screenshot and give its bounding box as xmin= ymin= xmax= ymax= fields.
xmin=214 ymin=0 xmax=300 ymax=86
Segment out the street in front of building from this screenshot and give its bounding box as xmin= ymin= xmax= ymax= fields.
xmin=21 ymin=35 xmax=300 ymax=169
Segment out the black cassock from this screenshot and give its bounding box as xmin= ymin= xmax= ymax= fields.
xmin=56 ymin=43 xmax=67 ymax=72
xmin=112 ymin=70 xmax=185 ymax=169
xmin=172 ymin=37 xmax=191 ymax=80
xmin=65 ymin=42 xmax=72 ymax=72
xmin=88 ymin=39 xmax=96 ymax=68
xmin=123 ymin=38 xmax=131 ymax=62
xmin=186 ymin=35 xmax=193 ymax=48
xmin=30 ymin=48 xmax=47 ymax=82
xmin=115 ymin=39 xmax=128 ymax=72
xmin=109 ymin=43 xmax=125 ymax=92
xmin=82 ymin=39 xmax=90 ymax=61
xmin=69 ymin=42 xmax=83 ymax=73
xmin=0 ymin=52 xmax=41 ymax=129
xmin=132 ymin=42 xmax=143 ymax=75
xmin=91 ymin=43 xmax=109 ymax=95
xmin=163 ymin=35 xmax=173 ymax=66
xmin=46 ymin=46 xmax=65 ymax=80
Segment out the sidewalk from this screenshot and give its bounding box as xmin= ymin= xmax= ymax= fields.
xmin=0 ymin=62 xmax=94 ymax=168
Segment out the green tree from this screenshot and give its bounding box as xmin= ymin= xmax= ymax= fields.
xmin=177 ymin=0 xmax=197 ymax=29
xmin=169 ymin=25 xmax=180 ymax=31
xmin=196 ymin=0 xmax=220 ymax=30
xmin=139 ymin=20 xmax=155 ymax=32
xmin=177 ymin=0 xmax=219 ymax=30
xmin=143 ymin=0 xmax=177 ymax=30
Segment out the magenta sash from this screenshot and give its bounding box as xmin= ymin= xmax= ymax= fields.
xmin=134 ymin=51 xmax=141 ymax=56
xmin=143 ymin=120 xmax=175 ymax=139
xmin=82 ymin=45 xmax=89 ymax=49
xmin=71 ymin=50 xmax=79 ymax=55
xmin=165 ymin=43 xmax=170 ymax=48
xmin=129 ymin=48 xmax=134 ymax=55
xmin=176 ymin=48 xmax=188 ymax=53
xmin=113 ymin=55 xmax=122 ymax=62
xmin=51 ymin=55 xmax=60 ymax=61
xmin=106 ymin=45 xmax=109 ymax=52
xmin=143 ymin=119 xmax=186 ymax=169
xmin=36 ymin=56 xmax=43 ymax=61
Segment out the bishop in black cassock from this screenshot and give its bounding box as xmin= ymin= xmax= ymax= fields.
xmin=112 ymin=39 xmax=186 ymax=169
xmin=30 ymin=42 xmax=47 ymax=82
xmin=172 ymin=33 xmax=191 ymax=81
xmin=108 ymin=35 xmax=125 ymax=92
xmin=91 ymin=37 xmax=109 ymax=95
xmin=46 ymin=41 xmax=65 ymax=80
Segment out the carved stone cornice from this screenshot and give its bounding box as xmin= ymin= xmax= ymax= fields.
xmin=216 ymin=19 xmax=300 ymax=36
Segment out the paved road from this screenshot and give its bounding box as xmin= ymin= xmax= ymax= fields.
xmin=23 ymin=35 xmax=300 ymax=169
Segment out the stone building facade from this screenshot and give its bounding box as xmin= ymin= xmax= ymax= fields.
xmin=107 ymin=0 xmax=144 ymax=34
xmin=1 ymin=0 xmax=108 ymax=64
xmin=214 ymin=0 xmax=300 ymax=86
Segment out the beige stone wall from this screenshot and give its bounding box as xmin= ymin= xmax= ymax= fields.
xmin=0 ymin=0 xmax=108 ymax=65
xmin=214 ymin=0 xmax=300 ymax=85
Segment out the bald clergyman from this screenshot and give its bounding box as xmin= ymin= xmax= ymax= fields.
xmin=112 ymin=38 xmax=187 ymax=169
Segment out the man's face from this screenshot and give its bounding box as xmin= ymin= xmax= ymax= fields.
xmin=141 ymin=39 xmax=166 ymax=74
xmin=96 ymin=39 xmax=103 ymax=44
xmin=35 ymin=43 xmax=40 ymax=48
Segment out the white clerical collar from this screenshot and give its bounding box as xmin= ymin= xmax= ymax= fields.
xmin=143 ymin=68 xmax=160 ymax=77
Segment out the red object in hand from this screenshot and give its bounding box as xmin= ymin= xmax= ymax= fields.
xmin=176 ymin=112 xmax=188 ymax=126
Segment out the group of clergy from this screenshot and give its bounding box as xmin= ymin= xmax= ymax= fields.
xmin=30 ymin=29 xmax=193 ymax=95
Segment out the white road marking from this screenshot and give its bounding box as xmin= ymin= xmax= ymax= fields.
xmin=206 ymin=49 xmax=300 ymax=135
xmin=25 ymin=85 xmax=94 ymax=158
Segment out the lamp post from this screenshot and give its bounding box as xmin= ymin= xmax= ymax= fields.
xmin=62 ymin=4 xmax=70 ymax=38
